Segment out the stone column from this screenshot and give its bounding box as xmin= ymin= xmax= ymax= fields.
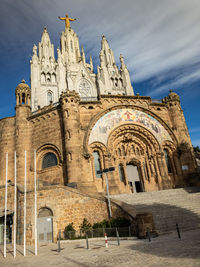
xmin=60 ymin=91 xmax=82 ymax=185
xmin=154 ymin=156 xmax=162 ymax=190
xmin=157 ymin=153 xmax=168 ymax=189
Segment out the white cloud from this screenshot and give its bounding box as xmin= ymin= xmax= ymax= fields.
xmin=0 ymin=0 xmax=200 ymax=97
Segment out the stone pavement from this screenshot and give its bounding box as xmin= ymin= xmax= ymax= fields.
xmin=0 ymin=229 xmax=200 ymax=267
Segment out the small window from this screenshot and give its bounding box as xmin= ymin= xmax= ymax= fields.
xmin=70 ymin=40 xmax=73 ymax=52
xmin=118 ymin=164 xmax=125 ymax=183
xmin=47 ymin=91 xmax=53 ymax=105
xmin=22 ymin=93 xmax=26 ymax=104
xmin=42 ymin=152 xmax=58 ymax=169
xmin=164 ymin=149 xmax=172 ymax=173
xmin=93 ymin=151 xmax=102 ymax=178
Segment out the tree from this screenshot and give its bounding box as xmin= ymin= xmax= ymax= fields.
xmin=193 ymin=146 xmax=200 ymax=153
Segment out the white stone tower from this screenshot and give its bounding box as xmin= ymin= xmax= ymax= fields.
xmin=30 ymin=22 xmax=134 ymax=111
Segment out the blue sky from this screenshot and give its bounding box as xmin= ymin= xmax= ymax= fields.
xmin=0 ymin=0 xmax=199 ymax=146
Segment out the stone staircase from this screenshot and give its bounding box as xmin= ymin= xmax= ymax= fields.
xmin=111 ymin=187 xmax=200 ymax=233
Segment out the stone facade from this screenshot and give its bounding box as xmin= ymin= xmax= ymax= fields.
xmin=0 ymin=22 xmax=198 ymax=245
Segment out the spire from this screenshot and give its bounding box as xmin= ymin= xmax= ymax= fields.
xmin=31 ymin=44 xmax=38 ymax=64
xmin=38 ymin=27 xmax=55 ymax=62
xmin=90 ymin=56 xmax=93 ymax=72
xmin=81 ymin=46 xmax=86 ymax=65
xmin=120 ymin=54 xmax=126 ymax=70
xmin=100 ymin=35 xmax=116 ymax=67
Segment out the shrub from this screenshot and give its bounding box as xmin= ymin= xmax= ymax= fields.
xmin=64 ymin=223 xmax=76 ymax=239
xmin=80 ymin=218 xmax=92 ymax=231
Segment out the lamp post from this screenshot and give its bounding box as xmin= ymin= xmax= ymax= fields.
xmin=97 ymin=167 xmax=115 ymax=218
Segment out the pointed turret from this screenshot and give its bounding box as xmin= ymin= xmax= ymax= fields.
xmin=81 ymin=46 xmax=86 ymax=65
xmin=60 ymin=27 xmax=81 ymax=64
xmin=120 ymin=54 xmax=134 ymax=96
xmin=100 ymin=35 xmax=116 ymax=68
xmin=97 ymin=35 xmax=134 ymax=96
xmin=38 ymin=27 xmax=55 ymax=63
xmin=90 ymin=56 xmax=93 ymax=72
xmin=30 ymin=27 xmax=59 ymax=111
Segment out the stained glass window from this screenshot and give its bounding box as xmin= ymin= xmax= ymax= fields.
xmin=164 ymin=149 xmax=172 ymax=173
xmin=42 ymin=152 xmax=58 ymax=169
xmin=93 ymin=151 xmax=102 ymax=178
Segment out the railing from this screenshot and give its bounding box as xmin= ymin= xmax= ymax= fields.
xmin=63 ymin=226 xmax=135 ymax=240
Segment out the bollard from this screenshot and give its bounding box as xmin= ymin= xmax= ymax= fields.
xmin=58 ymin=229 xmax=61 ymax=252
xmin=116 ymin=228 xmax=120 ymax=246
xmin=176 ymin=224 xmax=181 ymax=239
xmin=146 ymin=228 xmax=151 ymax=242
xmin=86 ymin=234 xmax=89 ymax=249
xmin=104 ymin=232 xmax=108 ymax=248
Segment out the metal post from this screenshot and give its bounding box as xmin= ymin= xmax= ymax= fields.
xmin=176 ymin=224 xmax=181 ymax=239
xmin=86 ymin=234 xmax=89 ymax=249
xmin=24 ymin=151 xmax=27 ymax=256
xmin=4 ymin=153 xmax=8 ymax=258
xmin=34 ymin=150 xmax=37 ymax=256
xmin=58 ymin=230 xmax=61 ymax=252
xmin=116 ymin=228 xmax=120 ymax=246
xmin=14 ymin=151 xmax=17 ymax=258
xmin=105 ymin=174 xmax=112 ymax=218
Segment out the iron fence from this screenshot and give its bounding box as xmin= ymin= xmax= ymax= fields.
xmin=63 ymin=226 xmax=135 ymax=240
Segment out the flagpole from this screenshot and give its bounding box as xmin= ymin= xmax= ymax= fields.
xmin=4 ymin=153 xmax=8 ymax=258
xmin=24 ymin=151 xmax=26 ymax=256
xmin=14 ymin=151 xmax=17 ymax=258
xmin=34 ymin=150 xmax=37 ymax=256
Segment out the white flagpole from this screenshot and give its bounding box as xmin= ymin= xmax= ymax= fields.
xmin=24 ymin=151 xmax=26 ymax=257
xmin=4 ymin=153 xmax=8 ymax=258
xmin=34 ymin=150 xmax=37 ymax=256
xmin=14 ymin=151 xmax=17 ymax=258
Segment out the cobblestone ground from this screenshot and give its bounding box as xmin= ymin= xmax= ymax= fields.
xmin=0 ymin=229 xmax=200 ymax=267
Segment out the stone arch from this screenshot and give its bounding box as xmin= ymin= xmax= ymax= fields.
xmin=106 ymin=123 xmax=163 ymax=193
xmin=38 ymin=207 xmax=53 ymax=217
xmin=83 ymin=105 xmax=177 ymax=157
xmin=162 ymin=140 xmax=178 ymax=186
xmin=37 ymin=207 xmax=53 ymax=243
xmin=89 ymin=142 xmax=107 ymax=183
xmin=36 ymin=144 xmax=62 ymax=170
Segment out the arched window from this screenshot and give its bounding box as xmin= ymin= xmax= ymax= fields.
xmin=47 ymin=91 xmax=53 ymax=105
xmin=22 ymin=93 xmax=26 ymax=104
xmin=93 ymin=151 xmax=102 ymax=178
xmin=118 ymin=164 xmax=125 ymax=183
xmin=70 ymin=40 xmax=73 ymax=52
xmin=164 ymin=149 xmax=172 ymax=173
xmin=46 ymin=73 xmax=51 ymax=83
xmin=38 ymin=207 xmax=53 ymax=218
xmin=42 ymin=152 xmax=58 ymax=169
xmin=52 ymin=73 xmax=56 ymax=83
xmin=41 ymin=73 xmax=45 ymax=83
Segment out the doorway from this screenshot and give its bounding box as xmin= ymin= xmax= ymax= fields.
xmin=37 ymin=208 xmax=53 ymax=243
xmin=126 ymin=163 xmax=144 ymax=193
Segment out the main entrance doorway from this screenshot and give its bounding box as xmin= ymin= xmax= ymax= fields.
xmin=37 ymin=208 xmax=53 ymax=243
xmin=126 ymin=163 xmax=144 ymax=193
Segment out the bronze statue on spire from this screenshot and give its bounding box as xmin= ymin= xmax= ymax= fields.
xmin=58 ymin=14 xmax=76 ymax=29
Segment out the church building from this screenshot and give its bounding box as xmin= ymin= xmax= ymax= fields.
xmin=0 ymin=16 xmax=197 ymax=244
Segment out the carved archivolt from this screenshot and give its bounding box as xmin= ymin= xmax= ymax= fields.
xmin=107 ymin=124 xmax=160 ymax=164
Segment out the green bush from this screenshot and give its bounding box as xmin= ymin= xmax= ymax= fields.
xmin=92 ymin=217 xmax=131 ymax=229
xmin=80 ymin=218 xmax=92 ymax=231
xmin=64 ymin=223 xmax=76 ymax=239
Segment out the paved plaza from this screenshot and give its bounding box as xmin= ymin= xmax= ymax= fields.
xmin=0 ymin=229 xmax=200 ymax=267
